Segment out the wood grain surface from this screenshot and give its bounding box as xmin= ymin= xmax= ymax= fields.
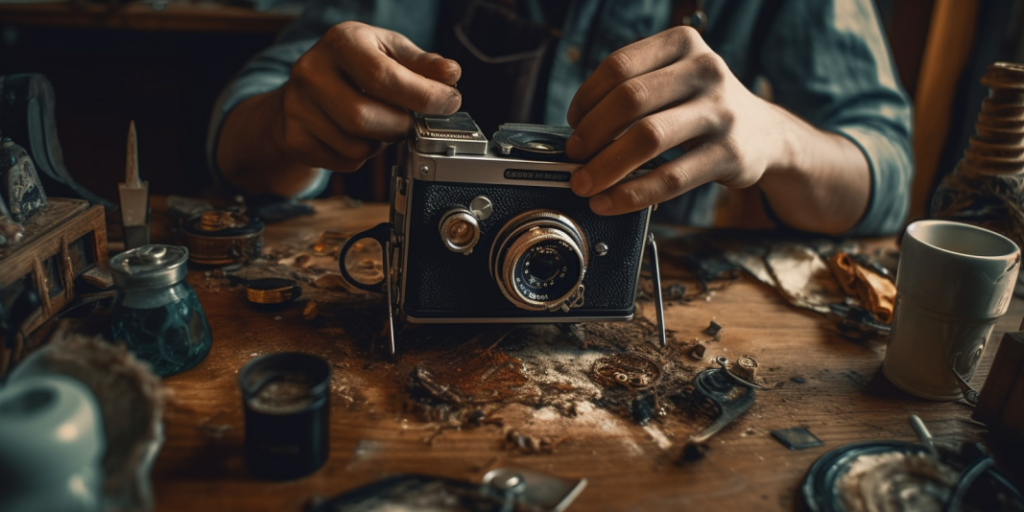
xmin=150 ymin=198 xmax=1024 ymax=511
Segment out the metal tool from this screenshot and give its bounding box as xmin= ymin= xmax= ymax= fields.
xmin=909 ymin=414 xmax=937 ymax=456
xmin=690 ymin=365 xmax=756 ymax=443
xmin=647 ymin=234 xmax=666 ymax=348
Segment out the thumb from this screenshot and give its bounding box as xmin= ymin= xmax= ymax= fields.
xmin=378 ymin=31 xmax=462 ymax=86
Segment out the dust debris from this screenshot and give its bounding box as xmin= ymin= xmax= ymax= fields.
xmin=504 ymin=429 xmax=563 ymax=454
xmin=679 ymin=441 xmax=710 ymax=462
xmin=303 ymin=301 xmax=319 ymax=321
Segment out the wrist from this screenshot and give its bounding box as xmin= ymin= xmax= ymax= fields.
xmin=217 ymin=87 xmax=321 ymax=197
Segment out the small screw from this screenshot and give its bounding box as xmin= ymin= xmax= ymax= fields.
xmin=596 ymin=242 xmax=609 ymax=256
xmin=419 ymin=164 xmax=430 ymax=175
xmin=490 ymin=472 xmax=525 ymax=492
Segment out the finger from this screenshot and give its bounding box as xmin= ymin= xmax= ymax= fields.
xmin=569 ymin=100 xmax=721 ymax=197
xmin=301 ymin=101 xmax=387 ymax=161
xmin=378 ymin=31 xmax=462 ymax=85
xmin=567 ymin=26 xmax=703 ymax=128
xmin=286 ymin=127 xmax=367 ymax=174
xmin=331 ymin=27 xmax=462 ymax=115
xmin=588 ymin=143 xmax=730 ymax=216
xmin=566 ymin=56 xmax=719 ymax=160
xmin=308 ymin=77 xmax=414 ymax=142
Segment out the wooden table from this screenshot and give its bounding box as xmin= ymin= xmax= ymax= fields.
xmin=150 ymin=198 xmax=1024 ymax=511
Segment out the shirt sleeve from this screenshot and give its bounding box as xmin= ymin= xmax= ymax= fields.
xmin=205 ymin=0 xmax=440 ymax=200
xmin=758 ymin=0 xmax=914 ymax=236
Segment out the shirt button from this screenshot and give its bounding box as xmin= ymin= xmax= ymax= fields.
xmin=565 ymin=45 xmax=581 ymax=63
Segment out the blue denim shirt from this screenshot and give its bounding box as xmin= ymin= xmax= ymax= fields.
xmin=208 ymin=0 xmax=913 ymax=235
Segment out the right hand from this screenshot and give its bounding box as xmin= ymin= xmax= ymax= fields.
xmin=275 ymin=21 xmax=463 ymax=172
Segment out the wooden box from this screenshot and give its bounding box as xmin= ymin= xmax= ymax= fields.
xmin=0 ymin=198 xmax=109 ymax=375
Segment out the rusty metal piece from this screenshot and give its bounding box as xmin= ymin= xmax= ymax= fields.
xmin=690 ymin=343 xmax=706 ymax=360
xmin=592 ymin=354 xmax=662 ymax=391
xmin=705 ymin=320 xmax=723 ymax=339
xmin=715 ymin=356 xmax=766 ymax=390
xmin=181 ymin=210 xmax=264 ymax=266
xmin=198 ymin=210 xmax=245 ymax=231
xmin=734 ymin=355 xmax=759 ymax=381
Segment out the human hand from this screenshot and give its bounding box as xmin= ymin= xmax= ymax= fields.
xmin=274 ymin=21 xmax=463 ymax=173
xmin=566 ymin=26 xmax=790 ymax=216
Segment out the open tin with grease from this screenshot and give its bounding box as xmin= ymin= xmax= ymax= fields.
xmin=239 ymin=352 xmax=331 ymax=480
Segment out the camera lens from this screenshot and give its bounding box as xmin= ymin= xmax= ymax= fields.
xmin=525 ymin=247 xmax=563 ymax=284
xmin=490 ymin=210 xmax=588 ymax=312
xmin=439 ymin=209 xmax=481 ymax=254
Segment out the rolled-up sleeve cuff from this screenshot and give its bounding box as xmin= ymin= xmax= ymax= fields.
xmin=828 ymin=124 xmax=913 ymax=237
xmin=206 ymin=40 xmax=329 ymax=200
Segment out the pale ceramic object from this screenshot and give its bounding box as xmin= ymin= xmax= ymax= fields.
xmin=0 ymin=375 xmax=105 ymax=512
xmin=884 ymin=220 xmax=1021 ymax=400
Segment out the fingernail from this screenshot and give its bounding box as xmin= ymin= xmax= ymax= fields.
xmin=566 ymin=134 xmax=585 ymax=158
xmin=591 ymin=195 xmax=613 ymax=214
xmin=571 ymin=170 xmax=592 ymax=196
xmin=442 ymin=94 xmax=461 ymax=115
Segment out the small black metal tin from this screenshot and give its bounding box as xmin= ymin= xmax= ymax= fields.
xmin=239 ymin=352 xmax=330 ymax=480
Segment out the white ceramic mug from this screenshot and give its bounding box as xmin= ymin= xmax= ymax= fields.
xmin=883 ymin=220 xmax=1021 ymax=400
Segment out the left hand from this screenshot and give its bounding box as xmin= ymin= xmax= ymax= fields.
xmin=566 ymin=26 xmax=789 ymax=216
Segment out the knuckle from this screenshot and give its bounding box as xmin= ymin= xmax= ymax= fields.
xmin=659 ymin=166 xmax=690 ymax=192
xmin=328 ymin=21 xmax=364 ymax=42
xmin=694 ymin=52 xmax=727 ymax=82
xmin=291 ymin=53 xmax=316 ymax=81
xmin=667 ymin=25 xmax=700 ymax=46
xmin=714 ymin=108 xmax=736 ymax=130
xmin=616 ymin=185 xmax=644 ymax=210
xmin=616 ymin=78 xmax=650 ymax=114
xmin=363 ymin=60 xmax=392 ymax=88
xmin=633 ymin=116 xmax=669 ymax=150
xmin=343 ymin=103 xmax=377 ymax=135
xmin=603 ymin=50 xmax=635 ymax=82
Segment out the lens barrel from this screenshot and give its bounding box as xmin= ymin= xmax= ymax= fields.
xmin=489 ymin=210 xmax=588 ymax=311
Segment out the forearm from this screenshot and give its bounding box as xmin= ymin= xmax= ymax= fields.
xmin=216 ymin=89 xmax=322 ymax=198
xmin=757 ymin=103 xmax=871 ymax=235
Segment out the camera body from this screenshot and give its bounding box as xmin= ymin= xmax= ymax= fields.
xmin=340 ymin=112 xmax=657 ymax=343
xmin=394 ymin=112 xmax=653 ymax=322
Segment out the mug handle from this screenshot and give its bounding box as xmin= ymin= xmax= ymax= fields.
xmin=338 ymin=223 xmax=392 ymax=294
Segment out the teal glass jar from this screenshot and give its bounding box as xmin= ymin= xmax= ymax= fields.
xmin=110 ymin=245 xmax=212 ymax=376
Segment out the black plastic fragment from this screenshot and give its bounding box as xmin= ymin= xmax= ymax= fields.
xmin=771 ymin=427 xmax=823 ymax=451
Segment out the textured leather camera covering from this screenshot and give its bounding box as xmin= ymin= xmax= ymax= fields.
xmin=402 ymin=181 xmax=649 ymax=319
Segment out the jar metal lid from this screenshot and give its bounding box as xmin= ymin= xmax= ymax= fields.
xmin=110 ymin=244 xmax=189 ymax=289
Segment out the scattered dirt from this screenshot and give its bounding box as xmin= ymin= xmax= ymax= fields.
xmin=190 ymin=216 xmax=768 ymax=460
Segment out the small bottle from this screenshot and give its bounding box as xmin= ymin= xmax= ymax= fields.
xmin=109 ymin=244 xmax=212 ymax=376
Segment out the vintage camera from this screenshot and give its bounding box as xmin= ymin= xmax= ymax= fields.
xmin=340 ymin=112 xmax=665 ymax=353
